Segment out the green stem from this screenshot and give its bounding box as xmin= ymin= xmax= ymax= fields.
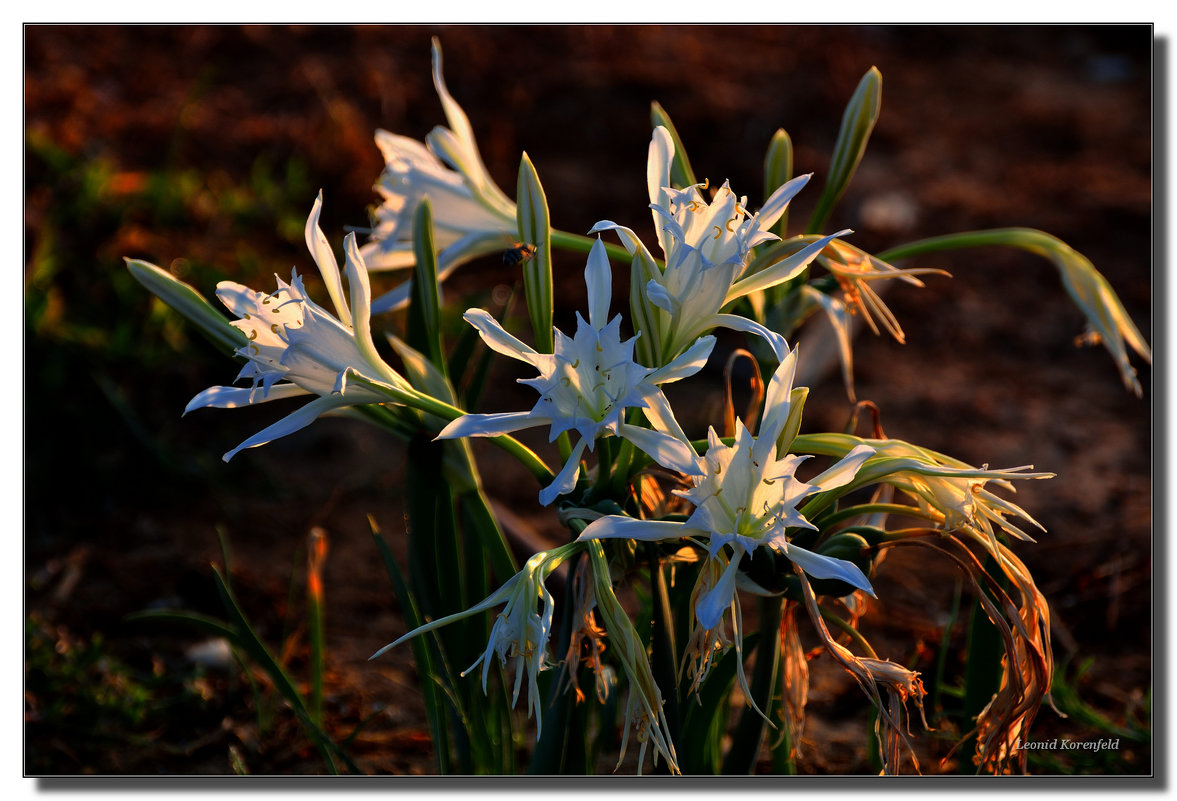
xmin=877 ymin=228 xmax=1061 ymax=263
xmin=812 ymin=502 xmax=929 ymax=529
xmin=550 ymin=229 xmax=637 ymax=265
xmin=818 ymin=607 xmax=878 ymax=659
xmin=370 ymin=387 xmax=556 ymax=487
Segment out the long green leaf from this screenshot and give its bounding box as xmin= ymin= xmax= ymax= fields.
xmin=879 ymin=227 xmax=1151 ymax=396
xmin=408 ymin=198 xmax=447 ymax=373
xmin=208 ymin=567 xmax=344 ymax=773
xmin=369 ymin=518 xmax=453 ymax=774
xmin=722 ymin=598 xmax=782 ymax=774
xmin=679 ymin=633 xmax=760 ymax=773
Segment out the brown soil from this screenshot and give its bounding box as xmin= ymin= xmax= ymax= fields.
xmin=25 ymin=25 xmax=1152 ymax=776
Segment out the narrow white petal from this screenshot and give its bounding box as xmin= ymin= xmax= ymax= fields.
xmin=343 ymin=232 xmax=394 ymax=384
xmin=696 ymin=554 xmax=742 ymax=630
xmin=538 ymin=438 xmax=588 ymax=506
xmin=725 ymin=229 xmax=851 ymax=304
xmin=578 ymin=515 xmax=691 ymax=543
xmin=369 ymin=280 xmax=414 ymax=315
xmin=588 ymin=221 xmax=646 ymax=260
xmin=437 ymin=411 xmax=540 ymax=440
xmin=185 ymin=383 xmax=309 ymax=413
xmin=585 ymin=237 xmax=612 ymax=330
xmin=756 ymin=173 xmax=812 ymax=233
xmin=635 ymin=387 xmax=694 ymax=451
xmin=619 ymin=423 xmax=702 ymax=476
xmin=305 ymin=191 xmax=351 ymax=325
xmin=463 ymin=308 xmax=543 ymax=366
xmin=647 ymin=335 xmax=715 ymax=385
xmin=647 ymin=127 xmax=674 ymax=257
xmin=757 ymin=344 xmax=799 ymax=445
xmin=222 ymin=395 xmax=349 ymax=461
xmin=811 ymin=443 xmax=876 ymax=491
xmin=711 ymin=313 xmax=789 ymax=361
xmin=802 ymin=286 xmax=857 ymax=403
xmin=785 ymin=543 xmax=875 ymax=597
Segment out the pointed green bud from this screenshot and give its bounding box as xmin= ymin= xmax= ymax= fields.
xmin=777 ymin=386 xmax=809 ymax=454
xmin=807 ymin=67 xmax=882 ymax=235
xmin=764 ymin=128 xmax=794 ymax=239
xmin=124 ymin=258 xmax=246 ymax=355
xmin=516 ymin=152 xmax=554 ymax=353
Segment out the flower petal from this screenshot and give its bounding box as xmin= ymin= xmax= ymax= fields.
xmin=585 ymin=237 xmax=612 ymax=329
xmin=784 ymin=542 xmax=875 ymax=597
xmin=185 ymin=382 xmax=309 ymax=413
xmin=725 ymin=229 xmax=851 ymax=304
xmin=437 ymin=411 xmax=541 ymax=440
xmin=463 ymin=308 xmax=543 ymax=367
xmin=618 ymin=422 xmax=702 ymax=476
xmin=222 ymin=395 xmax=350 ymax=462
xmin=695 ymin=553 xmax=742 ymax=630
xmin=538 ymin=437 xmax=588 ymax=506
xmin=811 ymin=443 xmax=876 ymax=491
xmin=647 ymin=335 xmax=715 ymax=385
xmin=578 ymin=515 xmax=690 ymax=543
xmin=305 ymin=191 xmax=351 ymax=325
xmin=647 ymin=126 xmax=675 ymax=256
xmin=711 ymin=313 xmax=789 ymax=361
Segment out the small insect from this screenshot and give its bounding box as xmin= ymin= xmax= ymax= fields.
xmin=502 ymin=242 xmax=538 ymax=266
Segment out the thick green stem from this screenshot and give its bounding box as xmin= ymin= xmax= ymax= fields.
xmin=369 ymin=386 xmax=556 ymax=487
xmin=551 ymin=229 xmax=643 ymax=266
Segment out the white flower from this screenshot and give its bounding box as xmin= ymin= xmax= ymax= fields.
xmin=437 ymin=238 xmax=714 ymax=505
xmin=578 ymin=345 xmax=877 ymax=630
xmin=361 ymin=38 xmax=517 ymax=312
xmin=863 ymin=439 xmax=1053 ymax=542
xmin=592 ymin=126 xmax=849 ymax=365
xmin=371 ymin=542 xmax=580 ymax=737
xmin=186 ymin=193 xmax=412 ymax=461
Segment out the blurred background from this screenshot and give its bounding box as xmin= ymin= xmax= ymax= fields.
xmin=24 ymin=25 xmax=1151 ymax=775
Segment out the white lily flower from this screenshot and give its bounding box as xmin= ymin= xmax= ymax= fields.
xmin=437 ymin=238 xmax=715 ymax=506
xmin=579 ymin=345 xmax=877 ymax=630
xmin=186 ymin=193 xmax=412 ymax=461
xmin=361 ymin=38 xmax=517 ymax=312
xmin=592 ymin=126 xmax=850 ymax=366
xmin=370 ymin=542 xmax=580 ymax=738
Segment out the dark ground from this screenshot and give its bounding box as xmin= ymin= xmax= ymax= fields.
xmin=24 ymin=25 xmax=1153 ymax=776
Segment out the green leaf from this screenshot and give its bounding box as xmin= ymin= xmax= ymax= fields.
xmin=124 ymin=258 xmax=246 ymax=355
xmin=879 ymin=227 xmax=1150 ymax=396
xmin=722 ymin=598 xmax=782 ymax=774
xmin=679 ymin=633 xmax=759 ymax=773
xmin=806 ymin=66 xmax=882 ymax=235
xmin=650 ymin=101 xmax=697 ymax=189
xmin=516 ymin=153 xmax=554 ymax=353
xmin=408 ymin=198 xmax=447 ymax=373
xmin=369 ymin=517 xmax=454 ymax=774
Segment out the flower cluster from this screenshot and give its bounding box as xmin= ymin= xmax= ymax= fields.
xmin=126 ymin=37 xmax=1148 ymax=777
